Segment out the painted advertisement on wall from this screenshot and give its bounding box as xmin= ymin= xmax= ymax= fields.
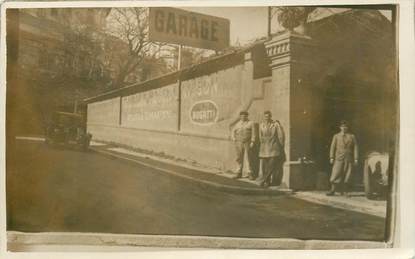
xmin=87 ymin=97 xmax=120 ymax=126
xmin=121 ymin=83 xmax=179 ymax=131
xmin=181 ymin=65 xmax=243 ymax=136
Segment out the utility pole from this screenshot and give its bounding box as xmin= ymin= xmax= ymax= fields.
xmin=74 ymin=100 xmax=78 ymax=114
xmin=177 ymin=45 xmax=182 ymax=131
xmin=268 ymin=6 xmax=272 ymax=37
xmin=177 ymin=45 xmax=182 ymax=71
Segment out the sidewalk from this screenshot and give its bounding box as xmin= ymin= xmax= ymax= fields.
xmin=89 ymin=140 xmax=387 ymax=218
xmin=293 ymin=191 xmax=387 ymax=218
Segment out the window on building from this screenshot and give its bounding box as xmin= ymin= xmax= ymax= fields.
xmin=19 ymin=39 xmax=43 ymax=67
xmin=51 ymin=9 xmax=58 ymax=17
xmin=66 ymin=9 xmax=72 ymax=18
xmin=48 ymin=55 xmax=56 ymax=70
xmin=87 ymin=9 xmax=95 ymax=26
xmin=61 ymin=9 xmax=72 ymax=25
xmin=36 ymin=9 xmax=46 ymax=17
xmin=39 ymin=46 xmax=49 ymax=69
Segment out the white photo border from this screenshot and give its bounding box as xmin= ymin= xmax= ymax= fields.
xmin=0 ymin=0 xmax=414 ymax=257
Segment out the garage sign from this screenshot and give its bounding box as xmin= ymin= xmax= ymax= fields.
xmin=149 ymin=7 xmax=230 ymax=50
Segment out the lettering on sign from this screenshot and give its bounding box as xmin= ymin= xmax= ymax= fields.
xmin=122 ymin=84 xmax=177 ymax=123
xmin=182 ymin=68 xmax=242 ymax=99
xmin=126 ymin=110 xmax=175 ymax=122
xmin=149 ymin=7 xmax=230 ymax=50
xmin=190 ymin=100 xmax=219 ymax=125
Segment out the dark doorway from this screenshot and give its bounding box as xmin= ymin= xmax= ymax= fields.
xmin=314 ymin=77 xmax=391 ymax=191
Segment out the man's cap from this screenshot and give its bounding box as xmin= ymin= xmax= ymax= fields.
xmin=339 ymin=120 xmax=349 ymax=127
xmin=240 ymin=111 xmax=249 ymax=115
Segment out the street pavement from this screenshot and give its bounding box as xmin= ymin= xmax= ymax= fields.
xmin=91 ymin=143 xmax=387 ymax=218
xmin=7 ymin=139 xmax=386 ymax=240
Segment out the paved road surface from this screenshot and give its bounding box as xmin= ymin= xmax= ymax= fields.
xmin=6 ymin=140 xmax=386 ymax=240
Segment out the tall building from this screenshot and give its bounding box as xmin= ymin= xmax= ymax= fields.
xmin=13 ymin=8 xmax=111 ymax=79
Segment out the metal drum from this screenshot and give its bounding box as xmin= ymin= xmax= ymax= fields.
xmin=363 ymin=152 xmax=389 ymax=200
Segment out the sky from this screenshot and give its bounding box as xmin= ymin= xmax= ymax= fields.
xmin=183 ymin=7 xmax=273 ymax=45
xmin=183 ymin=7 xmax=392 ymax=46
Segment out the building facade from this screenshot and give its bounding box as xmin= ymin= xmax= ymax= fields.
xmin=6 ymin=8 xmax=114 ymax=136
xmin=13 ymin=8 xmax=110 ymax=79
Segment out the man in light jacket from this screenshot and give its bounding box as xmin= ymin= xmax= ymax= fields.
xmin=258 ymin=111 xmax=285 ymax=188
xmin=327 ymin=120 xmax=359 ymax=196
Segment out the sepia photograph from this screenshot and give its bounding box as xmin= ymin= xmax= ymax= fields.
xmin=2 ymin=1 xmax=405 ymax=252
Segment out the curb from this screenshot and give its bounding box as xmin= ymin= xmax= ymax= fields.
xmin=90 ymin=147 xmax=285 ymax=196
xmin=102 ymin=145 xmax=224 ymax=175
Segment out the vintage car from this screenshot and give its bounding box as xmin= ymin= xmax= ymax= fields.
xmin=45 ymin=111 xmax=92 ymax=151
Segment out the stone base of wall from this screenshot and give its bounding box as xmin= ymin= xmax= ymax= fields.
xmin=280 ymin=161 xmax=317 ymax=190
xmin=88 ymin=124 xmax=236 ymax=171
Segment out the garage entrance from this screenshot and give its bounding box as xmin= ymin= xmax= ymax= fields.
xmin=312 ymin=76 xmax=394 ymax=191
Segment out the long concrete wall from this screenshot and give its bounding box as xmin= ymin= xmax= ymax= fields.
xmin=87 ymin=47 xmax=273 ymax=171
xmin=86 ymin=14 xmax=395 ymax=188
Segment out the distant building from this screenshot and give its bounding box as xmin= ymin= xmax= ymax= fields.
xmin=12 ymin=8 xmax=111 ymax=79
xmin=6 ymin=8 xmax=112 ymax=135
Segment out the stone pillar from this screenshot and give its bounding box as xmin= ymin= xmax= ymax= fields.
xmin=264 ymin=31 xmax=317 ymax=190
xmin=241 ymin=51 xmax=255 ymax=109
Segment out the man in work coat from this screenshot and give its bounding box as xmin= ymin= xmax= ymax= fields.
xmin=231 ymin=111 xmax=256 ymax=180
xmin=258 ymin=111 xmax=285 ymax=188
xmin=327 ymin=120 xmax=359 ymax=196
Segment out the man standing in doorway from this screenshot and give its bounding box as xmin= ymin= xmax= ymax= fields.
xmin=231 ymin=111 xmax=256 ymax=180
xmin=258 ymin=111 xmax=285 ymax=188
xmin=327 ymin=120 xmax=359 ymax=196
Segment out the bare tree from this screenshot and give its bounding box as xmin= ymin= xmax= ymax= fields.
xmin=106 ymin=7 xmax=167 ymax=87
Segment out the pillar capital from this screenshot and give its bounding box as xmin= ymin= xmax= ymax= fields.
xmin=264 ymin=30 xmax=316 ymax=68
